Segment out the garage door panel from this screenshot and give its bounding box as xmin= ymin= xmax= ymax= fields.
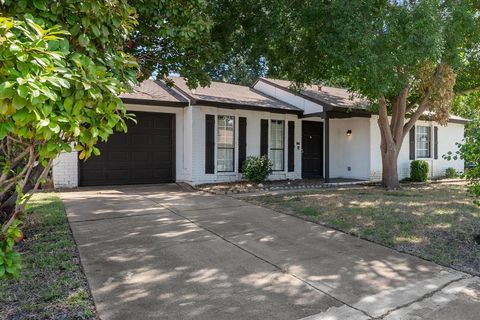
xmin=154 ymin=117 xmax=172 ymax=128
xmin=131 ymin=151 xmax=153 ymax=162
xmin=107 ymin=169 xmax=130 ymax=179
xmin=130 ymin=168 xmax=152 ymax=178
xmin=105 ymin=135 xmax=128 ymax=148
xmin=152 ymin=134 xmax=171 ymax=145
xmin=130 ymin=117 xmax=154 ymax=131
xmin=131 ymin=135 xmax=153 ymax=148
xmin=151 ymin=169 xmax=174 ymax=179
xmin=80 ymin=112 xmax=175 ymax=186
xmin=107 ymin=151 xmax=130 ymax=162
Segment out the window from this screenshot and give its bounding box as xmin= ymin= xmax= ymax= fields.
xmin=217 ymin=116 xmax=235 ymax=172
xmin=270 ymin=120 xmax=284 ymax=171
xmin=416 ymin=126 xmax=431 ymax=158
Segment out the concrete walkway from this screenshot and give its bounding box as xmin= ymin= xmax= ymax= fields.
xmin=60 ymin=184 xmax=480 ymax=320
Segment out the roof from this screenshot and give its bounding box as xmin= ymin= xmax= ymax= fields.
xmin=420 ymin=112 xmax=470 ymax=125
xmin=170 ymin=76 xmax=302 ymax=114
xmin=257 ymin=78 xmax=469 ymax=123
xmin=119 ymin=79 xmax=188 ymax=107
xmin=257 ymin=78 xmax=369 ymax=110
xmin=448 ymin=114 xmax=470 ymax=124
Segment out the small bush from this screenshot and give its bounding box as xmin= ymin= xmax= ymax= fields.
xmin=242 ymin=155 xmax=273 ymax=182
xmin=445 ymin=167 xmax=458 ymax=179
xmin=410 ymin=160 xmax=429 ymax=182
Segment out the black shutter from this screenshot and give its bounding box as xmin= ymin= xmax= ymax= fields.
xmin=205 ymin=114 xmax=215 ymax=174
xmin=434 ymin=126 xmax=438 ymax=159
xmin=288 ymin=121 xmax=295 ymax=172
xmin=409 ymin=126 xmax=415 ymax=160
xmin=260 ymin=119 xmax=269 ymax=156
xmin=239 ymin=117 xmax=247 ymax=172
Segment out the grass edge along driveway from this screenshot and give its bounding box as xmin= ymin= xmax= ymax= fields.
xmin=0 ymin=193 xmax=96 ymax=320
xmin=244 ymin=183 xmax=480 ymax=276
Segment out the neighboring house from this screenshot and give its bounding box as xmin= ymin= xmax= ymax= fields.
xmin=52 ymin=77 xmax=466 ymax=187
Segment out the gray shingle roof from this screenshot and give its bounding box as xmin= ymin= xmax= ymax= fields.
xmin=119 ymin=79 xmax=188 ymax=106
xmin=171 ymin=76 xmax=302 ymax=113
xmin=258 ymin=78 xmax=369 ymax=110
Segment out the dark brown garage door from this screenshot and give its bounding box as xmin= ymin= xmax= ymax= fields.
xmin=79 ymin=112 xmax=175 ymax=186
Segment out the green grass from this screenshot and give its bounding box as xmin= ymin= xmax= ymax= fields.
xmin=0 ymin=193 xmax=96 ymax=320
xmin=246 ymin=183 xmax=480 ymax=275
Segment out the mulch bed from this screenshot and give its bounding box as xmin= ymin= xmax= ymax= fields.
xmin=196 ymin=179 xmax=366 ymax=195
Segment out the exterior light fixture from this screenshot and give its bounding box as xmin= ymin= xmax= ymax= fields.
xmin=346 ymin=130 xmax=352 ymax=136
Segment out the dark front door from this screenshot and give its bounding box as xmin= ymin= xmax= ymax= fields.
xmin=302 ymin=121 xmax=324 ymax=178
xmin=79 ymin=112 xmax=175 ymax=186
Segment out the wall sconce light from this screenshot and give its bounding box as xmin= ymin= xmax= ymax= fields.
xmin=346 ymin=130 xmax=352 ymax=136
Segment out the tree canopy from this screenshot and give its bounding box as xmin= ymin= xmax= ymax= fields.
xmin=236 ymin=0 xmax=480 ymax=188
xmin=127 ymin=0 xmax=219 ymax=87
xmin=0 ymin=0 xmax=138 ymax=278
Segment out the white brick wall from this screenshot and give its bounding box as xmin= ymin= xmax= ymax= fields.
xmin=52 ymin=151 xmax=78 ymax=188
xmin=187 ymin=105 xmax=302 ymax=185
xmin=330 ymin=117 xmax=371 ymax=180
xmin=52 ymin=101 xmax=465 ymax=188
xmin=369 ymin=116 xmax=465 ymax=181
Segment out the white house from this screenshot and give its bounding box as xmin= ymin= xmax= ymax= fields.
xmin=52 ymin=77 xmax=466 ymax=187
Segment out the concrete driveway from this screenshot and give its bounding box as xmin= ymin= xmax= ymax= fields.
xmin=60 ymin=184 xmax=480 ymax=320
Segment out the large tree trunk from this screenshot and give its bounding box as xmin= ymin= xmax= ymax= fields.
xmin=381 ymin=148 xmax=400 ymax=189
xmin=377 ymin=91 xmax=408 ymax=190
xmin=377 ymin=80 xmax=435 ymax=189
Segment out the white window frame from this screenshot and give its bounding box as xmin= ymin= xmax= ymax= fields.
xmin=270 ymin=120 xmax=285 ymax=171
xmin=416 ymin=125 xmax=431 ymax=159
xmin=217 ymin=115 xmax=235 ymax=172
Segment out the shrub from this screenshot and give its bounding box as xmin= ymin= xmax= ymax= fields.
xmin=445 ymin=167 xmax=458 ymax=179
xmin=242 ymin=155 xmax=273 ymax=182
xmin=410 ymin=160 xmax=429 ymax=182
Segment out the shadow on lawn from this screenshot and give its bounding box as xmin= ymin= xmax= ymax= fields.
xmin=251 ymin=184 xmax=480 ymax=276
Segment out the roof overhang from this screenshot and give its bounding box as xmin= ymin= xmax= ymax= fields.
xmin=448 ymin=118 xmax=470 ymax=125
xmin=301 ymin=106 xmax=372 ymax=119
xmin=121 ymin=97 xmax=188 ymax=107
xmin=416 ymin=114 xmax=470 ymax=125
xmin=193 ymin=99 xmax=304 ymax=116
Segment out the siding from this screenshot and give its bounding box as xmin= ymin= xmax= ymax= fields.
xmin=187 ymin=105 xmax=302 ymax=185
xmin=369 ymin=115 xmax=465 ymax=180
xmin=52 ymin=101 xmax=466 ymax=188
xmin=329 ymin=118 xmax=371 ymax=180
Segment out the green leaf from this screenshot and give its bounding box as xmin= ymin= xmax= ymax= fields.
xmin=0 ymin=101 xmax=15 ymax=115
xmin=49 ymin=122 xmax=60 ymax=133
xmin=12 ymin=95 xmax=27 ymax=110
xmin=73 ymin=100 xmax=84 ymax=115
xmin=38 ymin=119 xmax=50 ymax=127
xmin=32 ymin=0 xmax=47 ymax=11
xmin=17 ymin=85 xmax=29 ymax=99
xmin=91 ymin=24 xmax=101 ymax=37
xmin=78 ymin=34 xmax=90 ymax=47
xmin=73 ymin=126 xmax=81 ymax=137
xmin=0 ymin=122 xmax=14 ymax=139
xmin=64 ymin=97 xmax=73 ymax=113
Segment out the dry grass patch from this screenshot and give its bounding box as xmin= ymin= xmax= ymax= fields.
xmin=245 ymin=183 xmax=480 ymax=275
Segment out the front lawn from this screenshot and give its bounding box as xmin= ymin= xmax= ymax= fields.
xmin=0 ymin=193 xmax=96 ymax=320
xmin=245 ymin=183 xmax=480 ymax=275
